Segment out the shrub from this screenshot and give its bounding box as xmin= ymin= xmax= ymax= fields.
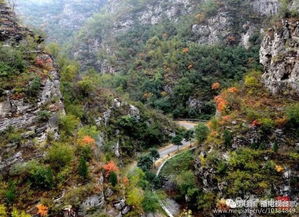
xmin=244 ymin=107 xmax=262 ymax=121
xmin=77 ymin=75 xmax=97 ymax=96
xmin=47 ymin=143 xmax=74 ymax=170
xmin=24 ymin=161 xmax=54 ymax=190
xmin=59 ymin=114 xmax=80 ymax=135
xmin=176 ymin=170 xmax=199 ymax=198
xmin=77 ymin=145 xmax=92 ymax=161
xmin=142 ymin=191 xmax=160 ymax=212
xmin=37 ymin=110 xmax=51 ymax=122
xmin=7 ymin=131 xmax=22 ymax=144
xmin=195 ymin=123 xmax=210 ymax=143
xmin=26 ymin=77 xmax=41 ymax=97
xmin=78 ymin=157 xmax=89 ymax=180
xmin=11 ymin=208 xmax=31 ymax=217
xmin=78 ymin=126 xmax=99 ymax=139
xmin=126 ymin=187 xmax=144 ymax=208
xmin=286 ymin=103 xmax=299 ymax=125
xmin=66 ymin=104 xmax=84 ymax=118
xmin=0 ymin=63 xmax=13 ymax=78
xmin=200 ymin=0 xmax=219 ymax=17
xmin=209 ymin=117 xmax=219 ymax=130
xmin=244 ymin=70 xmax=262 ymax=88
xmin=0 ymin=46 xmax=26 ymax=78
xmin=260 ymin=118 xmax=275 ymax=131
xmin=0 ymin=204 xmax=7 ymax=217
xmin=223 ymin=130 xmax=233 ymax=147
xmin=5 ymin=181 xmax=16 ymax=204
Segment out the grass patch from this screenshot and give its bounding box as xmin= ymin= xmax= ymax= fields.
xmin=159 ymin=150 xmax=194 ymax=179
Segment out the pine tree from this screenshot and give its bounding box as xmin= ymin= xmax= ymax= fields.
xmin=78 ymin=157 xmax=88 ymax=180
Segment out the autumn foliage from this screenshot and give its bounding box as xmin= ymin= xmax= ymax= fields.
xmin=36 ymin=204 xmax=48 ymax=217
xmin=80 ymin=136 xmax=96 ymax=145
xmin=211 ymin=82 xmax=221 ymax=90
xmin=251 ymin=120 xmax=261 ymax=127
xmin=182 ymin=48 xmax=189 ymax=53
xmin=35 ymin=55 xmax=53 ymax=70
xmin=214 ymin=87 xmax=239 ymax=112
xmin=214 ymin=95 xmax=228 ymax=112
xmin=103 ymin=161 xmax=118 ymax=176
xmin=275 ymin=165 xmax=284 ymax=173
xmin=227 ymin=87 xmax=238 ymax=93
xmin=123 ymin=177 xmax=129 ymax=186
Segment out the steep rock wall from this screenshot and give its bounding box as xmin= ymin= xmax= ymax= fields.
xmin=260 ymin=18 xmax=299 ymax=95
xmin=0 ymin=2 xmax=64 ymax=174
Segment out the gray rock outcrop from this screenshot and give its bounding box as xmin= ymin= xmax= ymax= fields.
xmin=260 ymin=18 xmax=299 ymax=95
xmin=0 ymin=3 xmax=64 ymax=173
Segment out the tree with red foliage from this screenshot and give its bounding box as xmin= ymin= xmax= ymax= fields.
xmin=102 ymin=161 xmax=118 ymax=176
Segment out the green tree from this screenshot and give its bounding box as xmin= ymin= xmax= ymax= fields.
xmin=78 ymin=157 xmax=89 ymax=180
xmin=195 ymin=123 xmax=209 ymax=143
xmin=171 ymin=134 xmax=183 ymax=150
xmin=223 ymin=130 xmax=233 ymax=147
xmin=108 ymin=171 xmax=118 ymax=187
xmin=137 ymin=155 xmax=153 ymax=171
xmin=149 ymin=148 xmax=160 ymax=161
xmin=184 ymin=130 xmax=194 ymax=142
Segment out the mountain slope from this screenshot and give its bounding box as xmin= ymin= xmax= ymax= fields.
xmin=157 ymin=13 xmax=299 ymax=217
xmin=0 ymin=2 xmax=64 ymax=174
xmin=66 ymin=0 xmax=274 ymax=119
xmin=0 ymin=2 xmax=177 ymax=216
xmin=14 ymin=0 xmax=108 ymax=43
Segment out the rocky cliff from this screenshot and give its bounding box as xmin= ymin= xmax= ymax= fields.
xmin=260 ymin=18 xmax=299 ymax=95
xmin=0 ymin=2 xmax=64 ymax=174
xmin=70 ymin=0 xmax=279 ymax=72
xmin=0 ymin=3 xmax=33 ymax=42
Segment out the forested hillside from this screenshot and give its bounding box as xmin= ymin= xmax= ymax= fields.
xmin=14 ymin=0 xmax=107 ymax=43
xmin=67 ymin=0 xmax=279 ymax=119
xmin=0 ymin=1 xmax=177 ymax=216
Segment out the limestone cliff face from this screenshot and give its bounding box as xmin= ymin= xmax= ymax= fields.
xmin=260 ymin=18 xmax=299 ymax=95
xmin=0 ymin=3 xmax=64 ymax=174
xmin=0 ymin=3 xmax=33 ymax=42
xmin=70 ymin=0 xmax=280 ymax=72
